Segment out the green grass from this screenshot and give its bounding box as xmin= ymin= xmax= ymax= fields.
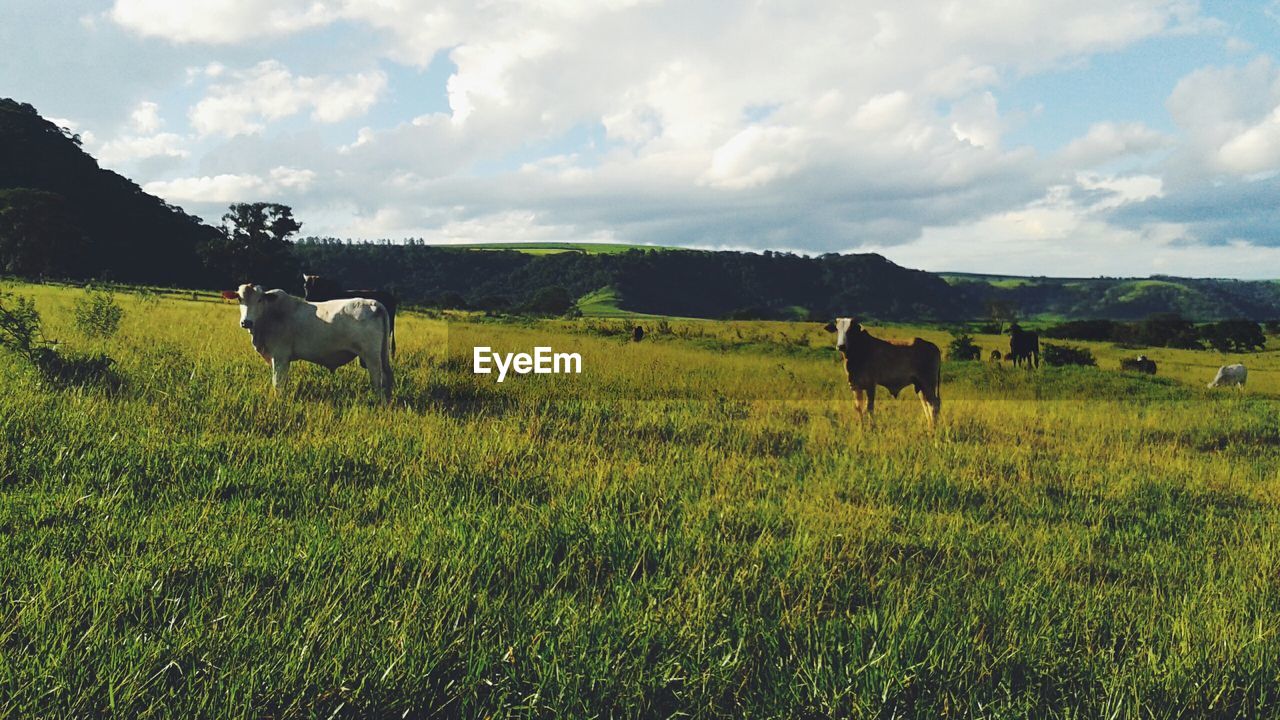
xmin=1 ymin=282 xmax=1279 ymax=717
xmin=436 ymin=242 xmax=679 ymax=255
xmin=574 ymin=285 xmax=678 ymax=319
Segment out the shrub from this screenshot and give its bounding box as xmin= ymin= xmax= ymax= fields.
xmin=0 ymin=293 xmax=43 ymax=357
xmin=1042 ymin=343 xmax=1096 ymax=367
xmin=134 ymin=288 xmax=161 ymax=307
xmin=73 ymin=288 xmax=124 ymax=338
xmin=0 ymin=292 xmax=118 ymax=388
xmin=948 ymin=334 xmax=982 ymax=361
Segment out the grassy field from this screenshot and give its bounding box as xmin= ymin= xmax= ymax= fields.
xmin=2 ymin=281 xmax=1279 ymax=717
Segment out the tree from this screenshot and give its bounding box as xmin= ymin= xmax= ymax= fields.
xmin=1201 ymin=319 xmax=1266 ymax=353
xmin=525 ymin=285 xmax=575 ymax=315
xmin=947 ymin=334 xmax=981 ymax=361
xmin=1138 ymin=313 xmax=1201 ymax=349
xmin=0 ymin=189 xmax=91 ymax=278
xmin=199 ymin=202 xmax=301 ymax=290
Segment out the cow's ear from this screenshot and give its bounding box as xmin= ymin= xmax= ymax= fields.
xmin=220 ymin=290 xmax=238 ymax=300
xmin=823 ymin=322 xmax=836 ymax=333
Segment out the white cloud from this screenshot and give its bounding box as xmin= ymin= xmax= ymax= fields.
xmin=872 ymin=182 xmax=1280 ymax=278
xmin=110 ymin=0 xmax=335 ymax=43
xmin=96 ymin=0 xmax=1278 ymax=276
xmin=130 ymin=101 xmax=162 ymax=134
xmin=144 ymin=166 xmax=316 ymax=203
xmin=1216 ymin=107 xmax=1280 ymax=175
xmin=190 ymin=60 xmax=386 ymax=137
xmin=1166 ymin=56 xmax=1280 ymax=177
xmin=1076 ymin=172 xmax=1163 ymax=209
xmin=703 ymin=125 xmax=808 ymax=189
xmin=1058 ymin=122 xmax=1170 ymax=168
xmin=96 ymin=132 xmax=189 ymax=165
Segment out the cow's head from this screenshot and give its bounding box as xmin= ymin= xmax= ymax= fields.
xmin=823 ymin=317 xmax=861 ymax=353
xmin=229 ymin=283 xmax=277 ymax=331
xmin=302 ymin=273 xmax=318 ymax=294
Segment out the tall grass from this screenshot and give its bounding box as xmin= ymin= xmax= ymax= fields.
xmin=0 ymin=282 xmax=1277 ymax=717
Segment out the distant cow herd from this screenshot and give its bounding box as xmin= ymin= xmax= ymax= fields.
xmin=221 ymin=278 xmax=1255 ymax=427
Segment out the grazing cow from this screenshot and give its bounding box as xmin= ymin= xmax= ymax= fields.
xmin=824 ymin=318 xmax=941 ymax=428
xmin=632 ymin=325 xmax=645 ymax=342
xmin=1207 ymin=363 xmax=1247 ymax=389
xmin=1120 ymin=355 xmax=1157 ymax=374
xmin=223 ymin=284 xmax=393 ymax=401
xmin=302 ymin=274 xmax=398 ymax=356
xmin=1007 ymin=323 xmax=1040 ymax=368
xmin=990 ymin=350 xmax=1002 ymax=362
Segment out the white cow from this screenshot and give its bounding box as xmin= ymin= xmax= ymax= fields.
xmin=1207 ymin=363 xmax=1247 ymax=389
xmin=224 ymin=283 xmax=393 ymax=401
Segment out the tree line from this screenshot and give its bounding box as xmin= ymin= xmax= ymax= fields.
xmin=1041 ymin=315 xmax=1268 ymax=353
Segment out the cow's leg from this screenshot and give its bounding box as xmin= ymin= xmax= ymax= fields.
xmin=863 ymin=387 xmax=876 ymax=426
xmin=271 ymin=357 xmax=290 ymax=393
xmin=381 ymin=347 xmax=394 ymax=402
xmin=918 ymin=387 xmax=941 ymax=429
xmin=364 ymin=347 xmax=393 ymax=402
xmin=364 ymin=351 xmax=383 ymax=396
xmin=852 ymin=387 xmax=869 ymax=422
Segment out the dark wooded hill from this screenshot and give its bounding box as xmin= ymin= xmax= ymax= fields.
xmin=0 ymin=99 xmax=216 ymax=285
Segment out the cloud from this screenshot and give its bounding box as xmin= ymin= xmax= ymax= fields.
xmin=95 ymin=132 xmax=188 ymax=165
xmin=110 ymin=0 xmax=335 ymax=43
xmin=129 ymin=100 xmax=162 ymax=134
xmin=144 ymin=166 xmax=316 ymax=203
xmin=869 ymin=182 xmax=1280 ymax=278
xmin=92 ymin=0 xmax=1277 ymax=278
xmin=1216 ymin=108 xmax=1280 ymax=175
xmin=1166 ymin=56 xmax=1280 ymax=177
xmin=1057 ymin=122 xmax=1170 ymax=169
xmin=189 ymin=60 xmax=386 ymax=137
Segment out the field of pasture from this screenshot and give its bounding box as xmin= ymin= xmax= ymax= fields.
xmin=2 ymin=281 xmax=1279 ymax=718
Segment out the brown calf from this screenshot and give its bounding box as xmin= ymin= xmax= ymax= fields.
xmin=825 ymin=318 xmax=942 ymax=429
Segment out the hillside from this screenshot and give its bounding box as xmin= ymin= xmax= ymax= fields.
xmin=0 ymin=99 xmax=216 ymax=285
xmin=292 ymin=240 xmax=967 ymax=321
xmin=945 ymin=272 xmax=1280 ymax=321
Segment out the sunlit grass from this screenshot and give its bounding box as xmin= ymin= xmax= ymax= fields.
xmin=1 ymin=281 xmax=1278 ymax=717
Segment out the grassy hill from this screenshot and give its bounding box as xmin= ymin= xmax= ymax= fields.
xmin=946 ymin=272 xmax=1280 ymax=321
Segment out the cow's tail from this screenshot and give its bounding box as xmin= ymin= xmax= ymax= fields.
xmin=389 ymin=307 xmax=397 ymax=357
xmin=380 ymin=306 xmax=394 ymax=402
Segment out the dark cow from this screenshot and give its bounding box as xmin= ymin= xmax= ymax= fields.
xmin=1007 ymin=323 xmax=1040 ymax=368
xmin=302 ymin=274 xmax=398 ymax=355
xmin=1120 ymin=355 xmax=1157 ymax=374
xmin=632 ymin=325 xmax=645 ymax=342
xmin=990 ymin=350 xmax=1002 ymax=362
xmin=824 ymin=318 xmax=941 ymax=429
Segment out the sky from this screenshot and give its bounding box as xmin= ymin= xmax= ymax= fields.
xmin=5 ymin=0 xmax=1280 ymax=278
